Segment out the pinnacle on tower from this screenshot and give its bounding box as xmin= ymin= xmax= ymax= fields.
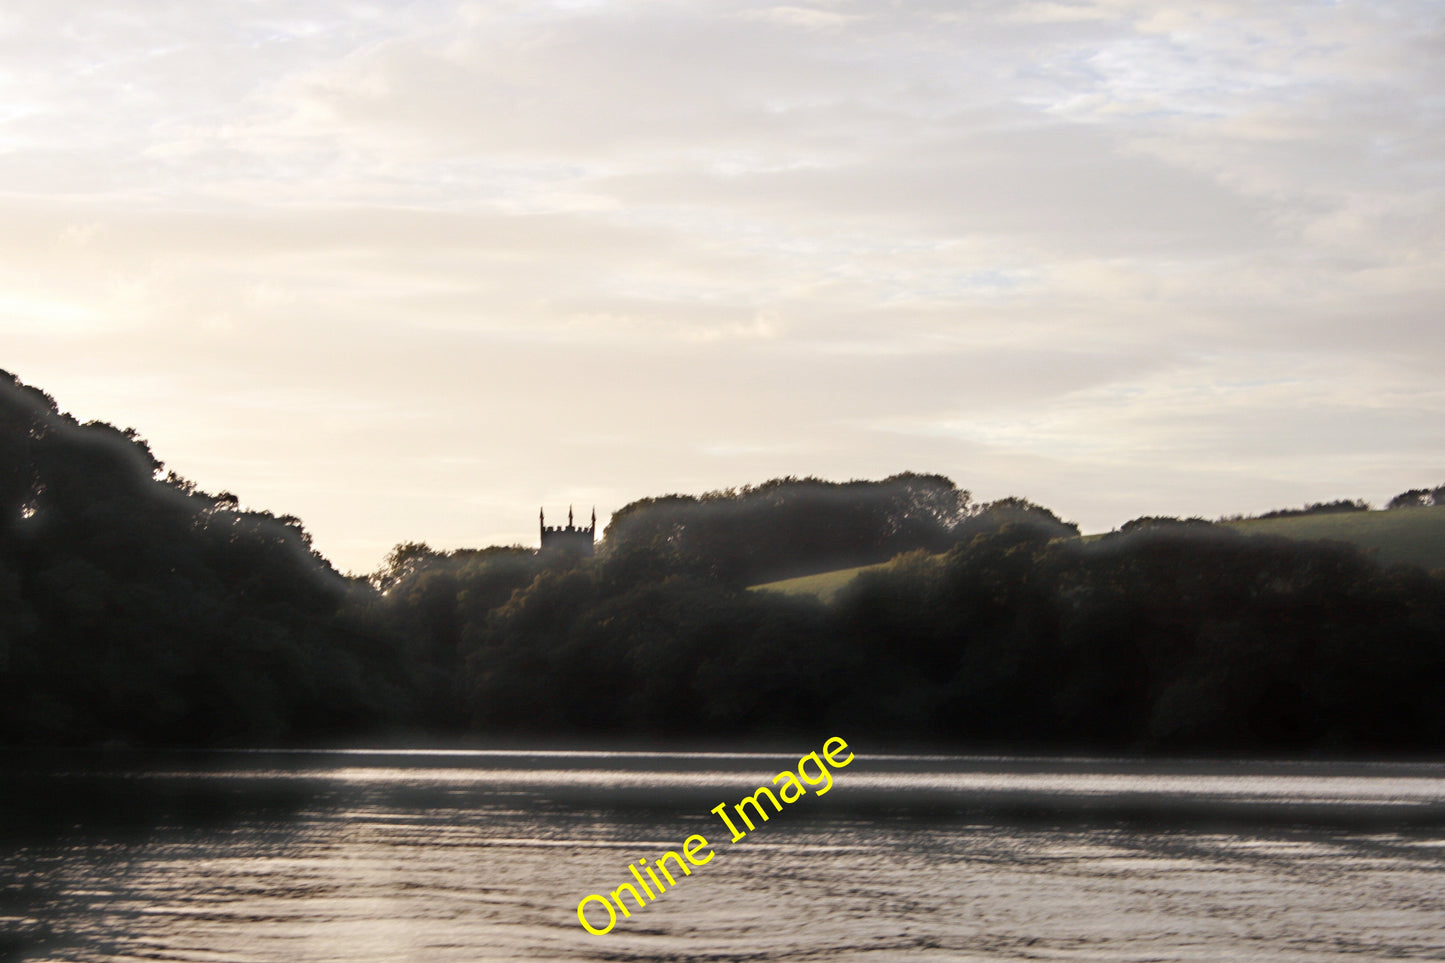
xmin=538 ymin=503 xmax=596 ymax=557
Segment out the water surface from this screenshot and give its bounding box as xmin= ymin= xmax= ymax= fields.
xmin=2 ymin=750 xmax=1444 ymax=961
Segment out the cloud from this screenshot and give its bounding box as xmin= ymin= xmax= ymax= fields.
xmin=0 ymin=0 xmax=1441 ymax=571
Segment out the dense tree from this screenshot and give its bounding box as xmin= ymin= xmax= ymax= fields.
xmin=1388 ymin=485 xmax=1445 ymax=509
xmin=1258 ymin=498 xmax=1371 ymax=518
xmin=602 ymin=473 xmax=977 ymax=586
xmin=0 ymin=369 xmax=413 ymax=746
xmin=5 ymin=365 xmax=1445 ymax=754
xmin=445 ymin=508 xmax=1445 ymax=752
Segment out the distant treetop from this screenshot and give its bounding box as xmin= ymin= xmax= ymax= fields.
xmin=1388 ymin=485 xmax=1445 ymax=510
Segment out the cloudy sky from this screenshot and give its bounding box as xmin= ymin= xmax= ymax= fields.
xmin=3 ymin=0 xmax=1442 ymax=574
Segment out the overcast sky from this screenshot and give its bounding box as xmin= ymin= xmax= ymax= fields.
xmin=3 ymin=0 xmax=1442 ymax=574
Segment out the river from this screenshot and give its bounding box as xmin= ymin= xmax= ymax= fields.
xmin=2 ymin=749 xmax=1444 ymax=961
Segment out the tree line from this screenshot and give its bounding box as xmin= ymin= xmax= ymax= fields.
xmin=0 ymin=371 xmax=416 ymax=745
xmin=3 ymin=369 xmax=1444 ymax=752
xmin=1219 ymin=486 xmax=1445 ymax=519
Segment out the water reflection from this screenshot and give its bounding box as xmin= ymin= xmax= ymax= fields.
xmin=2 ymin=751 xmax=1444 ymax=961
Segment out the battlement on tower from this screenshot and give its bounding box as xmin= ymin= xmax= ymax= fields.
xmin=540 ymin=506 xmax=596 ymax=557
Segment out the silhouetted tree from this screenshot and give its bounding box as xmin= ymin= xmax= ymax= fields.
xmin=603 ymin=473 xmax=975 ymax=586
xmin=1259 ymin=498 xmax=1370 ymax=518
xmin=1387 ymin=486 xmax=1444 ymax=509
xmin=0 ymin=369 xmax=414 ymax=746
xmin=8 ymin=365 xmax=1445 ymax=754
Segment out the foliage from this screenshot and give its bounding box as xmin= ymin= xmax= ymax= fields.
xmin=1388 ymin=485 xmax=1445 ymax=510
xmin=601 ymin=473 xmax=976 ymax=586
xmin=5 ymin=366 xmax=1445 ymax=754
xmin=1256 ymin=499 xmax=1371 ymax=519
xmin=0 ymin=369 xmax=414 ymax=746
xmin=453 ymin=516 xmax=1445 ymax=752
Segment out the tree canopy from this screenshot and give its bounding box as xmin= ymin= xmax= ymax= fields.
xmin=602 ymin=473 xmax=979 ymax=586
xmin=0 ymin=369 xmax=413 ymax=746
xmin=3 ymin=367 xmax=1443 ymax=753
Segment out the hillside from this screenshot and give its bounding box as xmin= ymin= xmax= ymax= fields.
xmin=754 ymin=505 xmax=1445 ymax=602
xmin=749 ymin=561 xmax=890 ymax=603
xmin=8 ymin=363 xmax=1445 ymax=753
xmin=1221 ymin=506 xmax=1445 ymax=571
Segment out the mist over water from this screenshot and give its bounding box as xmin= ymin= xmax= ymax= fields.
xmin=2 ymin=751 xmax=1444 ymax=962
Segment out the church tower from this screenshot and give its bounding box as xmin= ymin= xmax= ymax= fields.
xmin=540 ymin=505 xmax=596 ymax=556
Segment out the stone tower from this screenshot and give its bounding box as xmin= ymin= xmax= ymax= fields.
xmin=540 ymin=505 xmax=595 ymax=556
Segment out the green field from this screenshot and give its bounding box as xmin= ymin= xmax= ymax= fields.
xmin=1220 ymin=505 xmax=1445 ymax=571
xmin=752 ymin=505 xmax=1445 ymax=602
xmin=749 ymin=562 xmax=889 ymax=603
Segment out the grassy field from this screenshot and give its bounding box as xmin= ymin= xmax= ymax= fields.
xmin=749 ymin=562 xmax=889 ymax=603
xmin=1220 ymin=505 xmax=1445 ymax=571
xmin=752 ymin=505 xmax=1445 ymax=602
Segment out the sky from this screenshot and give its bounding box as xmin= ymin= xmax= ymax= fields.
xmin=2 ymin=0 xmax=1442 ymax=575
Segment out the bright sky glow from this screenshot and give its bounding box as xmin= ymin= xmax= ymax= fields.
xmin=3 ymin=0 xmax=1442 ymax=573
